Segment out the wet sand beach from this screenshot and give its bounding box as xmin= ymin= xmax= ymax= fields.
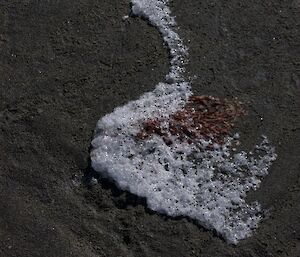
xmin=0 ymin=1 xmax=299 ymax=256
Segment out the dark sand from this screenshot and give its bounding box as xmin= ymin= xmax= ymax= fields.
xmin=0 ymin=1 xmax=299 ymax=256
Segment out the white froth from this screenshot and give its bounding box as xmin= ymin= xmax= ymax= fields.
xmin=91 ymin=0 xmax=276 ymax=244
xmin=131 ymin=0 xmax=188 ymax=83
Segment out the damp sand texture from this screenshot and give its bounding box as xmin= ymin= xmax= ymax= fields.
xmin=0 ymin=0 xmax=300 ymax=257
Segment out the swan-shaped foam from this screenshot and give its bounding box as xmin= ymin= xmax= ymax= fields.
xmin=91 ymin=0 xmax=276 ymax=244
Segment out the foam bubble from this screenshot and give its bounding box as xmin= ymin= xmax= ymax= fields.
xmin=91 ymin=0 xmax=276 ymax=244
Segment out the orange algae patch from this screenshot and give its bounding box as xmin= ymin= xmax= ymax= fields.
xmin=137 ymin=95 xmax=245 ymax=145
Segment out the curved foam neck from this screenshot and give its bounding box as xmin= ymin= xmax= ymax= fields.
xmin=131 ymin=0 xmax=188 ymax=84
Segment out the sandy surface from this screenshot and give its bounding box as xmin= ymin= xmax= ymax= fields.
xmin=0 ymin=0 xmax=299 ymax=256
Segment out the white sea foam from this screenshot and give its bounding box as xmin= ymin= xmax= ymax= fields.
xmin=91 ymin=0 xmax=276 ymax=244
xmin=131 ymin=0 xmax=188 ymax=83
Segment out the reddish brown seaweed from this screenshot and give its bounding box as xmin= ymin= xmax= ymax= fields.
xmin=137 ymin=95 xmax=245 ymax=145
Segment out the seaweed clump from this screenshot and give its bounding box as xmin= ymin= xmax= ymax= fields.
xmin=137 ymin=95 xmax=245 ymax=145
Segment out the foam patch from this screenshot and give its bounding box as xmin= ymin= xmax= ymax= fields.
xmin=91 ymin=0 xmax=276 ymax=244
